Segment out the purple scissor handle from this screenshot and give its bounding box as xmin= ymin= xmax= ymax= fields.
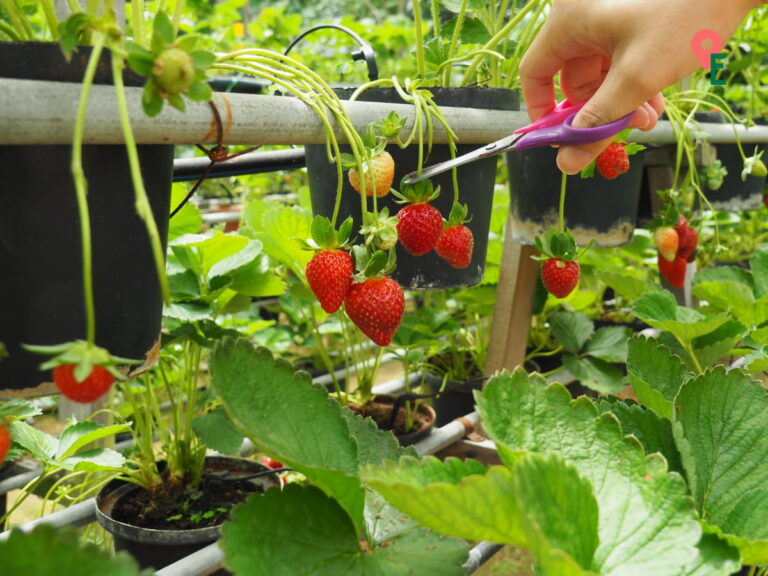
xmin=401 ymin=100 xmax=634 ymax=185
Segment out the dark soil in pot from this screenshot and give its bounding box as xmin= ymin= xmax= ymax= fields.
xmin=305 ymin=86 xmax=519 ymax=290
xmin=96 ymin=457 xmax=280 ymax=572
xmin=350 ymin=394 xmax=436 ymax=446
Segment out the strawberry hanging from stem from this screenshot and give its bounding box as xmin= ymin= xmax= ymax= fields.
xmin=533 ymin=228 xmax=592 ymax=299
xmin=344 ymin=246 xmax=404 ymax=347
xmin=23 ymin=340 xmax=140 ymax=403
xmin=392 ymin=178 xmax=443 ymax=256
xmin=435 ymin=203 xmax=474 ymax=269
xmin=302 ymin=216 xmax=355 ymax=314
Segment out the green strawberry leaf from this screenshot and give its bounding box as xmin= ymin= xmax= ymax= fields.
xmin=364 ymin=453 xmax=600 ymax=573
xmin=191 ymin=407 xmax=244 ymax=456
xmin=211 ymin=338 xmax=414 ymax=535
xmin=750 ymin=248 xmax=768 ymax=298
xmin=633 ymin=290 xmax=730 ymax=345
xmin=674 ymin=367 xmax=768 ymax=564
xmin=562 ymin=355 xmax=626 ymax=395
xmin=595 ymin=269 xmax=662 ymax=301
xmin=549 ymin=311 xmax=594 ymax=355
xmin=0 ymin=525 xmax=148 ymax=576
xmin=681 ymin=532 xmax=741 ymax=576
xmin=586 ymin=326 xmax=634 ymax=363
xmin=242 ymin=201 xmax=312 ymax=277
xmin=690 ymin=319 xmax=747 ymax=370
xmin=476 ymin=369 xmax=701 ymax=575
xmin=221 ymin=484 xmax=469 ymax=576
xmin=627 ymin=335 xmax=691 ymax=421
xmin=596 ymin=397 xmax=683 ymax=474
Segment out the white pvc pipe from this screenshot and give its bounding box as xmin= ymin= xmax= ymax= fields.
xmin=6 ymin=77 xmax=766 ymax=146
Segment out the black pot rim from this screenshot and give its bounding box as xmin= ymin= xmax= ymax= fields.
xmin=95 ymin=457 xmax=277 ymax=544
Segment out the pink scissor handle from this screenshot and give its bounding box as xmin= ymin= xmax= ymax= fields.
xmin=514 ymin=100 xmax=586 ymax=134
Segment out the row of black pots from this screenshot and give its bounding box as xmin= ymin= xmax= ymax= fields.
xmin=0 ymin=42 xmax=173 ymax=394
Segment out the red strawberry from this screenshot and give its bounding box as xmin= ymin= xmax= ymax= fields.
xmin=306 ymin=250 xmax=354 ymax=313
xmin=348 ymin=152 xmax=395 ymax=198
xmin=397 ymin=203 xmax=443 ymax=256
xmin=52 ymin=364 xmax=114 ymax=403
xmin=653 ymin=226 xmax=679 ymax=262
xmin=0 ymin=423 xmax=10 ymax=464
xmin=541 ymin=258 xmax=580 ymax=298
xmin=344 ymin=277 xmax=405 ymax=346
xmin=435 ymin=225 xmax=474 ymax=268
xmin=596 ymin=142 xmax=629 ymax=179
xmin=261 ymin=456 xmax=284 ymax=470
xmin=674 ymin=214 xmax=690 ymax=234
xmin=658 ymin=254 xmax=687 ymax=288
xmin=677 ymin=227 xmax=699 ymax=261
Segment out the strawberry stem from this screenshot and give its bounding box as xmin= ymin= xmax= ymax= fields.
xmin=71 ymin=36 xmax=105 ymax=346
xmin=558 ymin=171 xmax=567 ymax=233
xmin=111 ymin=50 xmax=170 ymax=305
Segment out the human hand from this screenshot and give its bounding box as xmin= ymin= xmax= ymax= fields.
xmin=520 ymin=0 xmax=763 ymax=174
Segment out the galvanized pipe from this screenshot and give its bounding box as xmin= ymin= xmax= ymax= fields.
xmin=0 ymin=498 xmax=96 ymax=541
xmin=7 ymin=77 xmax=767 ymax=146
xmin=414 ymin=411 xmax=480 ymax=456
xmin=154 ymin=542 xmax=225 ymax=576
xmin=0 ymin=78 xmax=527 ymax=145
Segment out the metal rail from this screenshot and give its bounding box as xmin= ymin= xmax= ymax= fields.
xmin=5 ymin=77 xmax=767 ymax=146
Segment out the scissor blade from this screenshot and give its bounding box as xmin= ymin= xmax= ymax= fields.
xmin=401 ymin=133 xmax=522 ymax=185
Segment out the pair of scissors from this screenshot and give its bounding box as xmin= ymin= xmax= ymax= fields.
xmin=401 ymin=100 xmax=633 ymax=184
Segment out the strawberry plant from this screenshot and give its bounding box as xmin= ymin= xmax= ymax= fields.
xmin=3 ymin=416 xmax=130 ymax=529
xmin=364 ymin=349 xmax=768 ymax=574
xmin=210 ymin=338 xmax=469 ymax=575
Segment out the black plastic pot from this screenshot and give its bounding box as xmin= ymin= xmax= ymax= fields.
xmin=698 ymin=112 xmax=767 ymax=211
xmin=95 ymin=457 xmax=280 ymax=572
xmin=506 ymin=146 xmax=646 ymax=246
xmin=305 ymin=86 xmax=519 ymax=290
xmin=368 ymin=394 xmax=436 ymax=446
xmin=0 ymin=43 xmax=173 ymax=394
xmin=423 ymin=372 xmax=483 ymax=427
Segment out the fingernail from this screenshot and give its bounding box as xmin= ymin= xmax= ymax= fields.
xmin=556 ymin=148 xmax=593 ymax=174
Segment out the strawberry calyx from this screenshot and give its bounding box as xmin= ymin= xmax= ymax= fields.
xmin=392 ymin=178 xmax=441 ymax=205
xmin=23 ymin=340 xmax=140 ymax=382
xmin=444 ymin=202 xmax=471 ymax=228
xmin=531 ymin=228 xmax=589 ymax=262
xmin=359 ymin=208 xmax=399 ymax=252
xmin=350 ymin=245 xmax=397 ymax=283
xmin=300 ymin=216 xmax=354 ymax=252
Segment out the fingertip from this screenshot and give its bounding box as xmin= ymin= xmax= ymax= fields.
xmin=556 ymin=147 xmax=595 ymax=175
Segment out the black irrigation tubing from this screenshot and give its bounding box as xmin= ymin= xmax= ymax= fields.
xmin=203 ymin=467 xmax=293 ymax=483
xmin=172 ymin=147 xmax=307 ymax=183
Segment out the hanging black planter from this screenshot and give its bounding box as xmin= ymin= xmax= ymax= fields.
xmin=506 ymin=146 xmax=646 ymax=246
xmin=0 ymin=43 xmax=173 ymax=394
xmin=305 ymin=86 xmax=519 ymax=290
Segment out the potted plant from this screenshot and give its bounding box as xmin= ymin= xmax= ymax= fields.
xmin=209 ymin=337 xmax=470 ymax=574
xmin=2 ymin=0 xmax=383 ymax=404
xmin=93 ymin=225 xmax=286 ymax=570
xmin=302 ymin=1 xmax=549 ymax=290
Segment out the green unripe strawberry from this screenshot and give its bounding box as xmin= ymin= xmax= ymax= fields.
xmin=153 ymin=47 xmax=195 ymax=95
xmin=751 ymin=159 xmax=767 ymax=178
